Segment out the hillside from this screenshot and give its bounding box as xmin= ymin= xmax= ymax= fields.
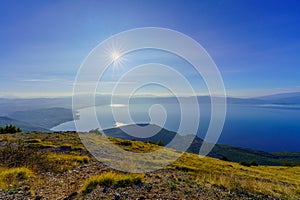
xmin=0 ymin=132 xmax=299 ymax=199
xmin=0 ymin=116 xmax=49 ymax=132
xmin=103 ymin=124 xmax=300 ymax=166
xmin=8 ymin=107 xmax=77 ymax=129
xmin=0 ymin=107 xmax=77 ymax=132
xmin=103 ymin=124 xmax=177 ymax=144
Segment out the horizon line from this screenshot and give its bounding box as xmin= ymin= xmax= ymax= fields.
xmin=1 ymin=90 xmax=300 ymax=100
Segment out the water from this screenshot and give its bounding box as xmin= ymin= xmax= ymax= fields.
xmin=52 ymin=103 xmax=300 ymax=152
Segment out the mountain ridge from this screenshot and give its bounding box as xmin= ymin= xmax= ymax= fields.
xmin=103 ymin=124 xmax=300 ymax=166
xmin=0 ymin=116 xmax=49 ymax=132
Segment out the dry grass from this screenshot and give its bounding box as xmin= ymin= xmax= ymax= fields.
xmin=108 ymin=136 xmax=163 ymax=153
xmin=1 ymin=132 xmax=299 ymax=198
xmin=82 ymin=172 xmax=143 ymax=193
xmin=0 ymin=167 xmax=34 ymax=189
xmin=0 ymin=140 xmax=50 ymax=171
xmin=173 ymin=152 xmax=300 ymax=199
xmin=47 ymin=153 xmax=90 ymax=163
xmin=47 ymin=153 xmax=90 ymax=172
xmin=0 ymin=135 xmax=89 ymax=173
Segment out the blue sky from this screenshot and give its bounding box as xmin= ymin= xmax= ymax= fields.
xmin=1 ymin=0 xmax=300 ymax=97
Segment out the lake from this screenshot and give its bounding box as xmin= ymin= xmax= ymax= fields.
xmin=52 ymin=103 xmax=300 ymax=152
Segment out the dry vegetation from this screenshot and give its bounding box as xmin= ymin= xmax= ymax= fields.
xmin=0 ymin=132 xmax=299 ymax=199
xmin=173 ymin=153 xmax=300 ymax=199
xmin=82 ymin=172 xmax=143 ymax=193
xmin=0 ymin=167 xmax=34 ymax=190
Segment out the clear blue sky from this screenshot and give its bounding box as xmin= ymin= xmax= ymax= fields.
xmin=1 ymin=0 xmax=300 ymax=97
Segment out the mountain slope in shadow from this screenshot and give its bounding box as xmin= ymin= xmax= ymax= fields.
xmin=0 ymin=116 xmax=49 ymax=132
xmin=103 ymin=124 xmax=300 ymax=166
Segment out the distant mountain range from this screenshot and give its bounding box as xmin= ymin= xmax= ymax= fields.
xmin=0 ymin=116 xmax=48 ymax=132
xmin=0 ymin=107 xmax=76 ymax=132
xmin=0 ymin=97 xmax=72 ymax=116
xmin=0 ymin=91 xmax=299 ymax=132
xmin=118 ymin=92 xmax=300 ymax=105
xmin=103 ymin=124 xmax=300 ymax=166
xmin=258 ymin=92 xmax=300 ymax=104
xmin=1 ymin=91 xmax=299 ymax=115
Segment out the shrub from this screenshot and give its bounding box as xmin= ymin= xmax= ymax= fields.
xmin=239 ymin=161 xmax=258 ymax=167
xmin=119 ymin=140 xmax=132 ymax=146
xmin=82 ymin=172 xmax=143 ymax=193
xmin=157 ymin=140 xmax=164 ymax=146
xmin=220 ymin=156 xmax=229 ymax=161
xmin=239 ymin=161 xmax=251 ymax=167
xmin=250 ymin=161 xmax=258 ymax=166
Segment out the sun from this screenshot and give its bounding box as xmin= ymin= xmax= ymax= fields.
xmin=108 ymin=49 xmax=127 ymax=71
xmin=104 ymin=41 xmax=128 ymax=72
xmin=111 ymin=51 xmax=121 ymax=62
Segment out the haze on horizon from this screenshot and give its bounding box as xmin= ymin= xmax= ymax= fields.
xmin=1 ymin=0 xmax=300 ymax=98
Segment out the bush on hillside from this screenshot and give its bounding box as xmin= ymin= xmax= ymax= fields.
xmin=0 ymin=125 xmax=22 ymax=134
xmin=157 ymin=140 xmax=164 ymax=146
xmin=220 ymin=156 xmax=230 ymax=161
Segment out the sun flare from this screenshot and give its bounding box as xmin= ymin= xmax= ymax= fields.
xmin=111 ymin=51 xmax=121 ymax=62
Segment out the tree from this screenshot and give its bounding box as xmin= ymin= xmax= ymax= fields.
xmin=0 ymin=125 xmax=22 ymax=134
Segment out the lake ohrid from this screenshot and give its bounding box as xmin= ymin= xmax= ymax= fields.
xmin=52 ymin=103 xmax=300 ymax=152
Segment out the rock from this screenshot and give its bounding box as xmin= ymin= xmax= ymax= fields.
xmin=8 ymin=190 xmax=16 ymax=195
xmin=114 ymin=193 xmax=121 ymax=200
xmin=24 ymin=186 xmax=30 ymax=191
xmin=63 ymin=192 xmax=78 ymax=200
xmin=35 ymin=195 xmax=42 ymax=200
xmin=24 ymin=190 xmax=31 ymax=196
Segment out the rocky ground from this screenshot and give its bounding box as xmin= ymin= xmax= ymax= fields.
xmin=0 ymin=159 xmax=280 ymax=200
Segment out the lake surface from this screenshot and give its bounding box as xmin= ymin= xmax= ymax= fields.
xmin=52 ymin=103 xmax=300 ymax=152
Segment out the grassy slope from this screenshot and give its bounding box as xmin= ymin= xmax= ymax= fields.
xmin=79 ymin=132 xmax=300 ymax=198
xmin=104 ymin=124 xmax=300 ymax=166
xmin=0 ymin=132 xmax=299 ymax=199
